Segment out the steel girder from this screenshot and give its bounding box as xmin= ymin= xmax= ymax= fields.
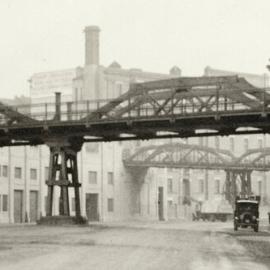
xmin=0 ymin=75 xmax=270 ymax=145
xmin=123 ymin=143 xmax=236 ymax=170
xmin=0 ymin=101 xmax=37 ymax=125
xmin=123 ymin=143 xmax=270 ymax=171
xmin=235 ymin=147 xmax=270 ymax=170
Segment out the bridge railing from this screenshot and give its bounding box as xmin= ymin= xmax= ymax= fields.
xmin=0 ymin=93 xmax=269 ymax=125
xmin=0 ymin=99 xmax=114 ymax=124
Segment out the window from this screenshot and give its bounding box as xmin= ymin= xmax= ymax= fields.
xmin=258 ymin=138 xmax=263 ymax=149
xmin=258 ymin=181 xmax=262 ymax=196
xmin=167 ymin=178 xmax=173 ymax=193
xmin=14 ymin=167 xmax=22 ymax=179
xmin=45 ymin=167 xmax=49 ymax=181
xmin=2 ymin=165 xmax=8 ymax=177
xmin=198 ymin=179 xmax=204 ymax=193
xmin=214 ymin=180 xmax=220 ymax=194
xmin=244 ymin=138 xmax=249 ymax=152
xmin=71 ymin=198 xmax=75 ymax=212
xmin=107 ymin=198 xmax=114 ymax=212
xmin=108 ymin=172 xmax=114 ymax=185
xmin=2 ymin=195 xmax=8 ymax=211
xmin=30 ymin=168 xmax=37 ymax=180
xmin=229 ymin=137 xmax=234 ymax=152
xmin=215 ymin=137 xmax=220 ymax=149
xmin=199 ymin=137 xmax=203 ymax=146
xmin=88 ymin=171 xmax=97 ymax=184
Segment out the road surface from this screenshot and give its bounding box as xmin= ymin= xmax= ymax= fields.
xmin=0 ymin=220 xmax=269 ymax=270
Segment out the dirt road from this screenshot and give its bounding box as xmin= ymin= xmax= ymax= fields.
xmin=0 ymin=221 xmax=269 ymax=270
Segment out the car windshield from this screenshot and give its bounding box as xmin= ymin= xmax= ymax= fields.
xmin=237 ymin=202 xmax=257 ymax=213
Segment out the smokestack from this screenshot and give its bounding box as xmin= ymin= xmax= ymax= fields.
xmin=84 ymin=25 xmax=100 ymax=66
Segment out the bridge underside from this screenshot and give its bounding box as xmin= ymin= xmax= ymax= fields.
xmin=0 ymin=75 xmax=269 ymax=221
xmin=124 ymin=143 xmax=270 ymax=204
xmin=0 ymin=75 xmax=270 ymax=146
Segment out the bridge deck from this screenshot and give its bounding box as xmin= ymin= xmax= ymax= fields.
xmin=0 ymin=75 xmax=269 ymax=146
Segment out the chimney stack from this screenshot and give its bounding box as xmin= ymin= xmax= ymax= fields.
xmin=84 ymin=25 xmax=100 ymax=66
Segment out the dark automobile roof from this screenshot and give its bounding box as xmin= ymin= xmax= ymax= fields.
xmin=237 ymin=200 xmax=258 ymax=204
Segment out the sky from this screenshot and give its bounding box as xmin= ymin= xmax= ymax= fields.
xmin=0 ymin=0 xmax=270 ymax=98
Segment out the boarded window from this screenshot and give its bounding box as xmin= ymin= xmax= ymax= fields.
xmin=167 ymin=178 xmax=173 ymax=193
xmin=198 ymin=179 xmax=204 ymax=193
xmin=107 ymin=198 xmax=114 ymax=212
xmin=2 ymin=165 xmax=8 ymax=177
xmin=14 ymin=167 xmax=22 ymax=179
xmin=88 ymin=171 xmax=97 ymax=184
xmin=30 ymin=168 xmax=37 ymax=180
xmin=214 ymin=180 xmax=220 ymax=194
xmin=2 ymin=195 xmax=8 ymax=211
xmin=108 ymin=172 xmax=114 ymax=185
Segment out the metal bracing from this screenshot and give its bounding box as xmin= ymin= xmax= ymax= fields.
xmin=0 ymin=75 xmax=270 ymax=145
xmin=236 ymin=148 xmax=270 ymax=170
xmin=124 ymin=143 xmax=236 ymax=170
xmin=224 ymin=169 xmax=252 ymax=204
xmin=124 ymin=143 xmax=270 ymax=171
xmin=124 ymin=143 xmax=268 ymax=204
xmin=46 ymin=140 xmax=82 ymax=219
xmin=0 ymin=101 xmax=37 ymax=125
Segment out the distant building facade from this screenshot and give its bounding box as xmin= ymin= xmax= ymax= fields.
xmin=0 ymin=26 xmax=269 ymax=224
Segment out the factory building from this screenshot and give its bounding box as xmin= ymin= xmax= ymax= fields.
xmin=0 ymin=26 xmax=269 ymax=224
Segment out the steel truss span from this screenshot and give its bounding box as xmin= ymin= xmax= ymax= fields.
xmin=123 ymin=143 xmax=270 ymax=171
xmin=0 ymin=75 xmax=270 ymax=146
xmin=124 ymin=143 xmax=270 ymax=204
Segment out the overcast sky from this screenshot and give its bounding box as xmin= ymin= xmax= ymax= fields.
xmin=0 ymin=0 xmax=270 ymax=98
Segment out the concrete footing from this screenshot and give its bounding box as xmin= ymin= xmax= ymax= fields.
xmin=37 ymin=215 xmax=88 ymax=225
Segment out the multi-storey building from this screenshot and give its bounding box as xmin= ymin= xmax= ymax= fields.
xmin=0 ymin=25 xmax=269 ymax=224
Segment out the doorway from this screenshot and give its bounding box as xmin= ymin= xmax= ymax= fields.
xmin=14 ymin=190 xmax=23 ymax=223
xmin=85 ymin=193 xmax=99 ymax=221
xmin=30 ymin=191 xmax=38 ymax=222
xmin=158 ymin=187 xmax=164 ymax=221
xmin=183 ymin=179 xmax=191 ymax=204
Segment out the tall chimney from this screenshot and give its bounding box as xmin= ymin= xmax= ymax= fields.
xmin=84 ymin=25 xmax=100 ymax=66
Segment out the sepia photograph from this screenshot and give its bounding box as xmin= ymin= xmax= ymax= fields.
xmin=0 ymin=0 xmax=270 ymax=269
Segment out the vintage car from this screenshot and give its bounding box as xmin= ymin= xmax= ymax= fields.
xmin=234 ymin=195 xmax=260 ymax=232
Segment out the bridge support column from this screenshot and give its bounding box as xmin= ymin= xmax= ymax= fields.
xmin=224 ymin=169 xmax=253 ymax=205
xmin=38 ymin=139 xmax=87 ymax=225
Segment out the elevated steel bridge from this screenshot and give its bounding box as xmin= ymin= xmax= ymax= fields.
xmin=1 ymin=75 xmax=270 ymax=222
xmin=0 ymin=75 xmax=270 ymax=147
xmin=123 ymin=143 xmax=270 ymax=203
